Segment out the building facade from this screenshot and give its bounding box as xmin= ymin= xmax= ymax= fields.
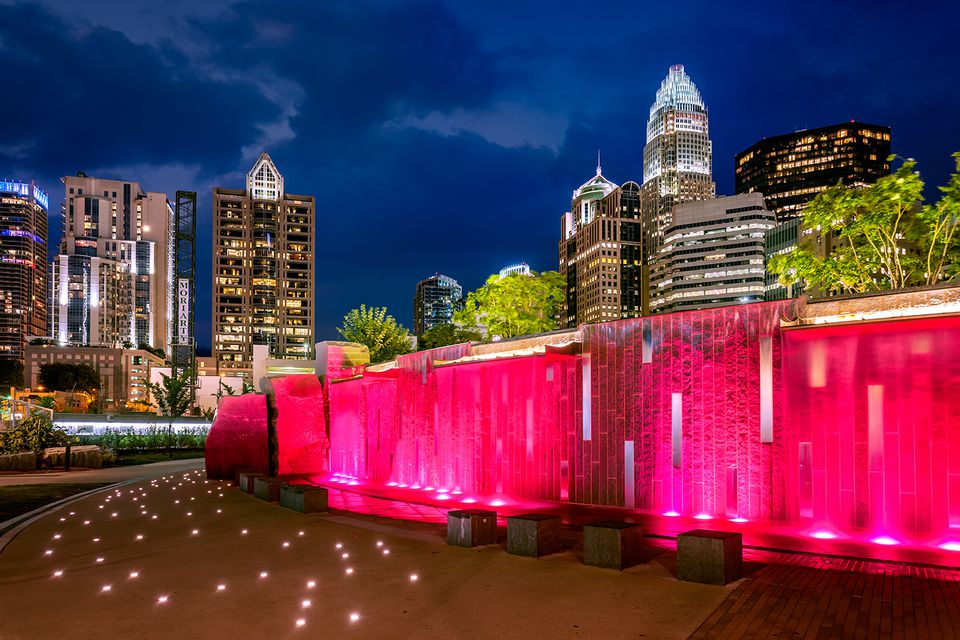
xmin=560 ymin=162 xmax=643 ymax=327
xmin=651 ymin=193 xmax=774 ymax=313
xmin=735 ymin=121 xmax=891 ymax=221
xmin=51 ymin=174 xmax=173 ymax=350
xmin=24 ymin=343 xmax=164 ymax=410
xmin=764 ymin=218 xmax=804 ymax=300
xmin=413 ymin=274 xmax=463 ymax=336
xmin=641 ymin=64 xmax=715 ymax=265
xmin=213 ymin=153 xmax=315 ymax=378
xmin=0 ymin=180 xmax=49 ymax=361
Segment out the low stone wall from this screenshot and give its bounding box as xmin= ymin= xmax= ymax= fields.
xmin=0 ymin=452 xmax=37 ymax=471
xmin=42 ymin=445 xmax=103 ymax=469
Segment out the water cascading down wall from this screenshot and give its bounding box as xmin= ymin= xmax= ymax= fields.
xmin=326 ymin=300 xmax=960 ymax=543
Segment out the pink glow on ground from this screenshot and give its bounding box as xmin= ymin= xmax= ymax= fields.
xmin=871 ymin=536 xmax=900 ymax=546
xmin=811 ymin=531 xmax=837 ymax=540
xmin=694 ymin=514 xmax=713 ymax=521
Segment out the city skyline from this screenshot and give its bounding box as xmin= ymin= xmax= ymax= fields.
xmin=2 ymin=0 xmax=960 ymax=347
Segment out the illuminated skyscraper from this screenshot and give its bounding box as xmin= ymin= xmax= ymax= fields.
xmin=212 ymin=153 xmax=315 ymax=378
xmin=641 ymin=65 xmax=715 ymax=266
xmin=51 ymin=174 xmax=172 ymax=349
xmin=559 ymin=158 xmax=643 ymax=327
xmin=0 ymin=180 xmax=48 ymax=361
xmin=413 ymin=274 xmax=462 ymax=336
xmin=735 ymin=121 xmax=891 ymax=221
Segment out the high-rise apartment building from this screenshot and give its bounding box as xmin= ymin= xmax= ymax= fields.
xmin=651 ymin=193 xmax=774 ymax=314
xmin=51 ymin=174 xmax=172 ymax=350
xmin=0 ymin=180 xmax=49 ymax=361
xmin=559 ymin=161 xmax=643 ymax=327
xmin=413 ymin=274 xmax=463 ymax=336
xmin=641 ymin=65 xmax=715 ymax=266
xmin=213 ymin=153 xmax=315 ymax=377
xmin=735 ymin=121 xmax=891 ymax=221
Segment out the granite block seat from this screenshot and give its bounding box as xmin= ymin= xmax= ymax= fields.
xmin=447 ymin=509 xmax=497 ymax=547
xmin=677 ymin=529 xmax=742 ymax=585
xmin=253 ymin=476 xmax=281 ymax=502
xmin=583 ymin=521 xmax=643 ymax=569
xmin=239 ymin=472 xmax=265 ymax=494
xmin=280 ymin=484 xmax=329 ymax=513
xmin=506 ymin=514 xmax=562 ymax=557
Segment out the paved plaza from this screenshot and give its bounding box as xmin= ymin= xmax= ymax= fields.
xmin=3 ymin=460 xmax=960 ymax=639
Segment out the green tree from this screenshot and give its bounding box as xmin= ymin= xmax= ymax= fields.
xmin=39 ymin=363 xmax=101 ymax=393
xmin=770 ymin=154 xmax=960 ymax=294
xmin=337 ymin=305 xmax=412 ymax=363
xmin=454 ymin=270 xmax=565 ymax=340
xmin=0 ymin=359 xmax=24 ymax=389
xmin=0 ymin=413 xmax=69 ymax=456
xmin=137 ymin=342 xmax=166 ymax=360
xmin=145 ymin=369 xmax=194 ymax=417
xmin=418 ymin=323 xmax=482 ymax=350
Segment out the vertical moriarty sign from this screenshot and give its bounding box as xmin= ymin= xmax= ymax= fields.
xmin=177 ymin=278 xmax=190 ymax=343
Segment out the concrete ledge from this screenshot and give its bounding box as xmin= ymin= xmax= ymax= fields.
xmin=583 ymin=521 xmax=643 ymax=570
xmin=43 ymin=445 xmax=103 ymax=469
xmin=279 ymin=484 xmax=328 ymax=513
xmin=253 ymin=476 xmax=281 ymax=502
xmin=677 ymin=529 xmax=742 ymax=585
xmin=239 ymin=472 xmax=266 ymax=494
xmin=506 ymin=513 xmax=562 ymax=557
xmin=447 ymin=509 xmax=497 ymax=547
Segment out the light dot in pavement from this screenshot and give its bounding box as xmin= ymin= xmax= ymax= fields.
xmin=259 ymin=571 xmax=268 ymax=579
xmin=152 ymin=515 xmax=158 ymax=520
xmin=409 ymin=574 xmax=419 ymax=582
xmin=298 ymin=531 xmax=304 ymax=537
xmin=241 ymin=529 xmax=248 ymax=535
xmin=191 ymin=529 xmax=199 ymax=535
xmin=129 ymin=571 xmax=139 ymax=578
xmin=53 ymin=534 xmax=61 ymax=539
xmin=175 ymin=500 xmax=180 ymax=504
xmin=335 ymin=543 xmax=342 ymax=549
xmin=345 ymin=568 xmax=354 ymax=575
xmin=349 ymin=613 xmax=360 ymax=623
xmin=301 ymin=599 xmax=311 ymax=608
xmin=98 ymin=505 xmax=104 ymax=510
xmin=96 ymin=557 xmax=104 ymax=563
xmin=135 ymin=534 xmax=144 ymax=541
xmin=157 ymin=596 xmax=168 ymax=604
xmin=44 ymin=549 xmax=53 ymax=556
xmin=53 ymin=570 xmax=63 ymax=577
xmin=101 ymin=585 xmax=112 ymax=592
xmin=111 ymin=513 xmax=118 ymax=518
xmin=341 ymin=553 xmax=349 ymax=559
xmin=59 ymin=518 xmax=65 ymax=522
xmin=92 ymin=538 xmax=100 ymax=543
xmin=217 ymin=584 xmax=226 ymax=591
xmin=186 ymin=512 xmax=192 ymax=517
xmin=282 ymin=541 xmax=291 ymax=548
xmin=383 ymin=549 xmax=390 ymax=555
xmin=376 ymin=541 xmax=383 ymax=547
xmin=295 ymin=619 xmax=306 ymax=627
xmin=216 ymin=509 xmax=222 ymax=514
xmin=69 ymin=511 xmax=75 ymax=516
xmin=83 ymin=520 xmax=90 ymax=525
xmin=306 ymin=580 xmax=316 ymax=589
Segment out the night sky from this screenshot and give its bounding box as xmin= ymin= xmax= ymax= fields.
xmin=2 ymin=0 xmax=959 ymax=351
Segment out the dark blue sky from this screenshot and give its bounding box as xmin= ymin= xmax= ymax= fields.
xmin=2 ymin=0 xmax=959 ymax=350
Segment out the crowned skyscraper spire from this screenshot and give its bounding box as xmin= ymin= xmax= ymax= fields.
xmin=641 ymin=65 xmax=715 ymax=271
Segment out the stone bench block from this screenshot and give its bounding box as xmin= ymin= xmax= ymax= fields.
xmin=583 ymin=521 xmax=643 ymax=569
xmin=677 ymin=529 xmax=742 ymax=585
xmin=507 ymin=514 xmax=562 ymax=557
xmin=447 ymin=509 xmax=497 ymax=547
xmin=239 ymin=472 xmax=266 ymax=494
xmin=253 ymin=476 xmax=281 ymax=502
xmin=280 ymin=484 xmax=329 ymax=513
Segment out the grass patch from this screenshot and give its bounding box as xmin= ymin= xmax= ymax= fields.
xmin=111 ymin=450 xmax=205 ymax=466
xmin=0 ymin=483 xmax=113 ymax=521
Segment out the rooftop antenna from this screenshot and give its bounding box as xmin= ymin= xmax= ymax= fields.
xmin=596 ymin=149 xmax=602 ymax=176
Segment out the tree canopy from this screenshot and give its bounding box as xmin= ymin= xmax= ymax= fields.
xmin=770 ymin=153 xmax=960 ymax=294
xmin=39 ymin=362 xmax=101 ymax=393
xmin=145 ymin=368 xmax=194 ymax=417
xmin=0 ymin=359 xmax=24 ymax=389
xmin=417 ymin=323 xmax=482 ymax=351
xmin=454 ymin=270 xmax=565 ymax=340
xmin=337 ymin=305 xmax=412 ymax=363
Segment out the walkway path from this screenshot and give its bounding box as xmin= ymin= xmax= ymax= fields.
xmin=0 ymin=458 xmax=203 ymax=487
xmin=0 ymin=467 xmax=728 ymax=640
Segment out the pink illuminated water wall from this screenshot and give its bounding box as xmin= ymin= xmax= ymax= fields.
xmin=209 ymin=296 xmax=960 ymax=546
xmin=783 ymin=315 xmax=960 ymax=543
xmin=329 ymin=301 xmax=795 ymax=518
xmin=205 ymin=393 xmax=269 ymax=480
